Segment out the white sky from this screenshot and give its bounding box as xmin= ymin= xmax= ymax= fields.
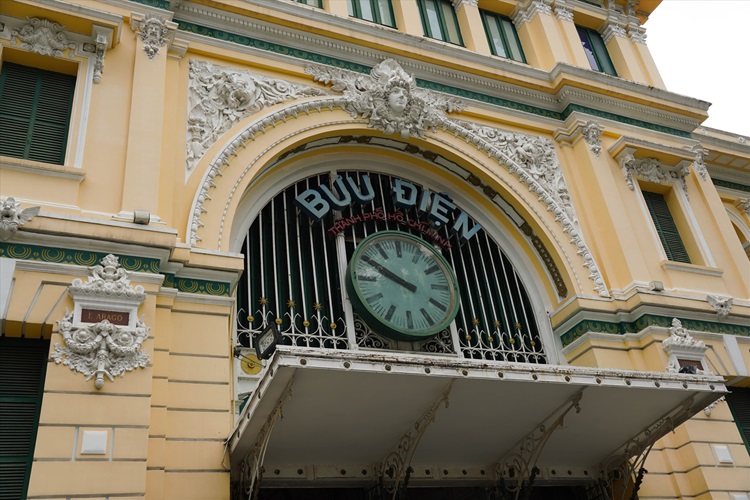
xmin=645 ymin=0 xmax=750 ymax=137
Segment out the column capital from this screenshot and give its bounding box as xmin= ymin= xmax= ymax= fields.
xmin=600 ymin=19 xmax=627 ymax=44
xmin=512 ymin=0 xmax=553 ymax=28
xmin=130 ymin=12 xmax=177 ymax=60
xmin=452 ymin=0 xmax=478 ymax=9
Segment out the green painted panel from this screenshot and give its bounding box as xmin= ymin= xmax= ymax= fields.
xmin=559 ymin=314 xmax=750 ymax=347
xmin=712 ymin=178 xmax=750 ymax=193
xmin=174 ymin=277 xmax=231 ymax=296
xmin=0 ymin=243 xmax=160 ymax=273
xmin=175 ymin=20 xmax=691 ymax=138
xmin=125 ymin=0 xmax=171 ymax=9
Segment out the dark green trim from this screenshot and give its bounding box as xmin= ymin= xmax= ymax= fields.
xmin=559 ymin=314 xmax=750 ymax=347
xmin=126 ymin=0 xmax=171 ymax=9
xmin=726 ymin=388 xmax=750 ymax=456
xmin=176 ymin=20 xmax=693 ymax=139
xmin=347 ymin=0 xmax=396 ymax=28
xmin=0 ymin=243 xmax=159 ymax=273
xmin=712 ymin=178 xmax=750 ymax=193
xmin=177 ymin=21 xmax=370 ymax=74
xmin=480 ymin=10 xmax=526 ymax=63
xmin=174 ymin=277 xmax=231 ymax=296
xmin=0 ymin=243 xmax=231 ymax=296
xmin=416 ymin=0 xmax=464 ymax=45
xmin=562 ymin=104 xmax=692 ymax=138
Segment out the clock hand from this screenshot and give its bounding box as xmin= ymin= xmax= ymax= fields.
xmin=361 ymin=255 xmax=417 ymax=293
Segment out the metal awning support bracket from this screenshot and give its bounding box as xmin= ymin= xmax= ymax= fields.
xmin=236 ymin=377 xmax=294 ymax=500
xmin=377 ymin=380 xmax=454 ymax=499
xmin=494 ymin=388 xmax=585 ymax=500
xmin=597 ymin=394 xmax=697 ymax=500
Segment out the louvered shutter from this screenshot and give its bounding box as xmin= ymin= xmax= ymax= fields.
xmin=0 ymin=337 xmax=50 ymax=500
xmin=0 ymin=63 xmax=75 ymax=165
xmin=642 ymin=191 xmax=691 ymax=264
xmin=726 ymin=388 xmax=750 ymax=456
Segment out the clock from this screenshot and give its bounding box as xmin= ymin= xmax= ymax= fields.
xmin=346 ymin=231 xmax=460 ymax=341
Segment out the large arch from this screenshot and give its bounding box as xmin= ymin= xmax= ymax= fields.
xmin=187 ymin=108 xmax=604 ymax=301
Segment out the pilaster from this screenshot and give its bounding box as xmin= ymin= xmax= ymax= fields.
xmin=601 ymin=17 xmax=648 ymax=83
xmin=628 ymin=23 xmax=666 ymax=88
xmin=120 ymin=14 xmax=176 ymax=221
xmin=453 ymin=0 xmax=490 ymax=55
xmin=324 ymin=0 xmax=349 ymax=18
xmin=513 ymin=0 xmax=570 ymax=70
xmin=392 ymin=0 xmax=424 ymax=37
xmin=552 ymin=0 xmax=590 ymax=68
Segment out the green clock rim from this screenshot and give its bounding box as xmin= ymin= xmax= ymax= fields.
xmin=346 ymin=230 xmax=460 ymax=341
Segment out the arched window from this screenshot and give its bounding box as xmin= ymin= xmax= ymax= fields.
xmin=236 ymin=169 xmax=547 ymax=364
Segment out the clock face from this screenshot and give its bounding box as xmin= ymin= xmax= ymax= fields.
xmin=346 ymin=231 xmax=460 ymax=341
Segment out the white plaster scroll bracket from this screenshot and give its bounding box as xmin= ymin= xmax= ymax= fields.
xmin=51 ymin=254 xmax=150 ymax=389
xmin=707 ymin=294 xmax=733 ymax=320
xmin=495 ymin=388 xmax=584 ymax=499
xmin=614 ymin=147 xmax=691 ymax=198
xmin=554 ymin=118 xmax=603 ymax=157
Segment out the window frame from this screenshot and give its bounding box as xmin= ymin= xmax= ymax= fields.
xmin=726 ymin=388 xmax=750 ymax=457
xmin=480 ymin=10 xmax=526 ymax=63
xmin=417 ymin=0 xmax=464 ymax=46
xmin=0 ymin=62 xmax=76 ymax=166
xmin=347 ymin=0 xmax=396 ymax=28
xmin=641 ymin=190 xmax=692 ymax=264
xmin=576 ymin=25 xmax=617 ymax=76
xmin=295 ymin=0 xmax=323 ymax=8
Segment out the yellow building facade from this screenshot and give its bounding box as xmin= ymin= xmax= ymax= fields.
xmin=0 ymin=1 xmax=748 ymax=499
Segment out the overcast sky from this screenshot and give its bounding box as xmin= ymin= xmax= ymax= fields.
xmin=645 ymin=0 xmax=750 ymax=137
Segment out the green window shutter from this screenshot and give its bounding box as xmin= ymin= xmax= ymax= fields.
xmin=726 ymin=388 xmax=750 ymax=456
xmin=480 ymin=10 xmax=526 ymax=63
xmin=0 ymin=337 xmax=50 ymax=500
xmin=0 ymin=63 xmax=75 ymax=165
xmin=642 ymin=191 xmax=691 ymax=264
xmin=576 ymin=26 xmax=618 ymax=77
xmin=418 ymin=0 xmax=463 ymax=45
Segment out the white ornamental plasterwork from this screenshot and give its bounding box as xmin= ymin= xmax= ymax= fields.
xmin=305 ymin=59 xmax=465 ymax=139
xmin=662 ymin=318 xmax=709 ymax=374
xmin=581 ymin=121 xmax=603 ymax=156
xmin=735 ymin=198 xmax=750 ymax=215
xmin=628 ymin=26 xmax=647 ymax=44
xmin=626 ymin=0 xmax=639 ymax=17
xmin=51 ymin=255 xmax=149 ymax=389
xmin=707 ymin=295 xmax=733 ymax=319
xmin=11 ymin=17 xmax=76 ymax=57
xmin=601 ymin=21 xmax=627 ymax=44
xmin=554 ymin=5 xmax=574 ymax=22
xmin=131 ymin=15 xmax=171 ymax=60
xmin=452 ymin=0 xmax=478 ymax=8
xmin=691 ymin=144 xmax=709 ymax=181
xmin=451 ymin=120 xmax=608 ymax=296
xmin=0 ymin=197 xmax=40 ymax=242
xmin=189 ymin=59 xmax=608 ymax=296
xmin=618 ymin=152 xmax=690 ymax=197
xmin=186 ymin=60 xmax=326 ymax=173
xmin=91 ymin=33 xmax=108 ymax=84
xmin=513 ymin=0 xmax=553 ymax=27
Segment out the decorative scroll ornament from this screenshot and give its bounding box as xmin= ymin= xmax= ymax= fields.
xmin=735 ymin=198 xmax=750 ymax=215
xmin=626 ymin=0 xmax=639 ymax=17
xmin=707 ymin=295 xmax=732 ymax=319
xmin=601 ymin=22 xmax=627 ymax=44
xmin=305 ymin=58 xmax=465 ymax=139
xmin=554 ymin=5 xmax=574 ymax=22
xmin=582 ymin=121 xmax=603 ymax=156
xmin=662 ymin=318 xmax=708 ymax=374
xmin=628 ymin=26 xmax=647 ymax=44
xmin=703 ymin=395 xmax=725 ymax=417
xmin=618 ymin=152 xmax=690 ymax=197
xmin=11 ymin=17 xmax=76 ymax=57
xmin=0 ymin=197 xmax=40 ymax=241
xmin=131 ymin=15 xmax=170 ymax=60
xmin=451 ymin=120 xmax=608 ymax=296
xmin=190 ymin=59 xmax=608 ymax=295
xmin=52 ymin=255 xmax=149 ymax=389
xmin=691 ymin=144 xmax=709 ymax=181
xmin=452 ymin=0 xmax=478 ymax=8
xmin=186 ymin=60 xmax=326 ymax=173
xmin=92 ymin=33 xmax=108 ymax=84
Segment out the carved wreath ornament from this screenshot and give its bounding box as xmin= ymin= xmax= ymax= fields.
xmin=52 ymin=255 xmax=149 ymax=389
